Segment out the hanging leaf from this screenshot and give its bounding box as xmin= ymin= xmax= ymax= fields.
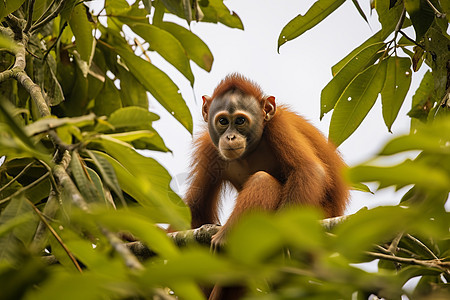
xmin=278 ymin=0 xmax=345 ymax=50
xmin=408 ymin=71 xmax=435 ymax=123
xmin=160 ymin=21 xmax=214 ymax=72
xmin=94 ymin=106 xmax=159 ymax=133
xmin=321 ymin=43 xmax=386 ymax=118
xmin=351 ymin=0 xmax=369 ymax=24
xmin=85 ymin=150 xmax=125 ymax=205
xmin=68 ymin=3 xmax=95 ymax=64
xmin=381 ymin=57 xmax=412 ymax=132
xmin=404 ymin=0 xmax=435 ymax=41
xmin=129 ymin=23 xmax=194 ymax=85
xmin=329 ymin=59 xmax=388 ymax=146
xmin=112 ymin=43 xmax=193 ymax=133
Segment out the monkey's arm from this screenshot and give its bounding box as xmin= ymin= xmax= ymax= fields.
xmin=185 ymin=135 xmax=224 ymax=228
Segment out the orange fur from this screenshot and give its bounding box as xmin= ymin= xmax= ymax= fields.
xmin=185 ymin=74 xmax=349 ymax=300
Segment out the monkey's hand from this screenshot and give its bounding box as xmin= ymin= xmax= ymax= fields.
xmin=210 ymin=227 xmax=228 ymax=253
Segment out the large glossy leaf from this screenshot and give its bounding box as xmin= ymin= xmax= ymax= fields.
xmin=68 ymin=3 xmax=95 ymax=64
xmin=381 ymin=57 xmax=412 ymax=132
xmin=94 ymin=209 xmax=179 ymax=258
xmin=321 ymin=43 xmax=386 ymax=118
xmin=89 ymin=140 xmax=190 ymax=228
xmin=93 ymin=77 xmax=122 ymax=117
xmin=25 ymin=113 xmax=96 ymax=136
xmin=85 ymin=150 xmax=125 ymax=205
xmin=348 ymin=160 xmax=450 ymax=191
xmin=106 ymin=130 xmax=170 ymax=152
xmin=117 ymin=66 xmax=149 ymax=109
xmin=0 ymin=0 xmax=25 ymax=21
xmin=329 ymin=59 xmax=388 ymax=146
xmin=408 ymin=71 xmax=435 ymax=123
xmin=70 ymin=152 xmax=101 ymax=204
xmin=278 ymin=0 xmax=345 ymax=50
xmin=200 ymin=0 xmax=244 ymax=29
xmin=129 ymin=23 xmax=194 ymax=85
xmin=94 ymin=106 xmax=159 ymax=133
xmin=380 ymin=117 xmax=450 ymax=155
xmin=404 ymin=0 xmax=435 ymax=41
xmin=160 ymin=21 xmax=214 ymax=72
xmin=112 ymin=42 xmax=193 ymax=133
xmin=0 ymin=196 xmax=38 ymax=264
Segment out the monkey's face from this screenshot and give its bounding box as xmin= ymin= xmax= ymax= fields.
xmin=204 ymin=91 xmax=266 ymax=161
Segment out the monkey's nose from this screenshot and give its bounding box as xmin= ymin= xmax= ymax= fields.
xmin=226 ymin=134 xmax=236 ymax=141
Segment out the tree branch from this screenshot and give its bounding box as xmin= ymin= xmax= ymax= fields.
xmin=366 ymin=251 xmax=450 ymax=275
xmin=24 ymin=0 xmax=36 ymax=32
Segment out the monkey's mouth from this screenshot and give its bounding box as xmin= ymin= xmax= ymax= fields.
xmin=223 ymin=147 xmax=244 ymax=151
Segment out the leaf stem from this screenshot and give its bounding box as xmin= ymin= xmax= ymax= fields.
xmin=26 ymin=197 xmax=83 ymax=273
xmin=0 ymin=161 xmax=35 ymax=194
xmin=0 ymin=172 xmax=50 ymax=205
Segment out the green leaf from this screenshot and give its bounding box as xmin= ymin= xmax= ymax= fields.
xmin=94 ymin=209 xmax=179 ymax=258
xmin=70 ymin=152 xmax=100 ymax=204
xmin=351 ymin=0 xmax=369 ymax=24
xmin=85 ymin=150 xmax=125 ymax=206
xmin=0 ymin=100 xmax=51 ymax=164
xmin=0 ymin=0 xmax=25 ymax=21
xmin=160 ymin=21 xmax=214 ymax=72
xmin=24 ymin=113 xmax=96 ymax=136
xmin=68 ymin=3 xmax=95 ymax=63
xmin=0 ymin=196 xmax=37 ymax=264
xmin=380 ymin=118 xmax=450 ymax=155
xmin=93 ymin=77 xmax=122 ymax=117
xmin=117 ymin=66 xmax=149 ymax=109
xmin=332 ymin=1 xmax=403 ymax=75
xmin=200 ymin=0 xmax=244 ymax=29
xmin=348 ymin=160 xmax=450 ymax=191
xmin=404 ymin=0 xmax=435 ymax=41
xmin=94 ymin=106 xmax=159 ymax=132
xmin=89 ymin=140 xmax=190 ymax=228
xmin=408 ymin=71 xmax=435 ymax=123
xmin=0 ymin=33 xmax=19 ymax=53
xmin=321 ymin=43 xmax=386 ymax=118
xmin=106 ymin=130 xmax=170 ymax=152
xmin=381 ymin=57 xmax=412 ymax=132
xmin=129 ymin=23 xmax=194 ymax=85
xmin=112 ymin=41 xmax=193 ymax=133
xmin=278 ymin=0 xmax=345 ymax=50
xmin=329 ymin=59 xmax=388 ymax=146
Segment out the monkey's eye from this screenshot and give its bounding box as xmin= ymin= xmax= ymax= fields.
xmin=235 ymin=117 xmax=246 ymax=125
xmin=218 ymin=118 xmax=229 ymax=125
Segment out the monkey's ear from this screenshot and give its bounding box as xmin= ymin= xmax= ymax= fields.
xmin=264 ymin=96 xmax=276 ymax=121
xmin=202 ymin=95 xmax=212 ymax=122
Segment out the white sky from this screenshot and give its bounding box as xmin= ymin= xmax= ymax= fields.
xmin=89 ymin=0 xmax=431 ymax=221
xmin=144 ymin=0 xmax=430 ymax=221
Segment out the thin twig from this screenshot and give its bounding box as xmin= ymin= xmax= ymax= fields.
xmin=26 ymin=198 xmax=83 ymax=272
xmin=30 ymin=0 xmax=67 ymax=33
xmin=0 ymin=161 xmax=35 ymax=194
xmin=405 ymin=234 xmax=439 ymax=259
xmin=398 ymin=30 xmax=425 ymax=49
xmin=0 ymin=172 xmax=50 ymax=205
xmin=34 ymin=0 xmax=58 ymax=25
xmin=43 ymin=21 xmax=67 ymax=61
xmin=366 ymin=251 xmax=449 ymax=274
xmin=425 ymin=0 xmax=444 ymax=17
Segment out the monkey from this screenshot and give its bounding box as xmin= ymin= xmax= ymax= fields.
xmin=184 ymin=74 xmax=349 ymax=299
